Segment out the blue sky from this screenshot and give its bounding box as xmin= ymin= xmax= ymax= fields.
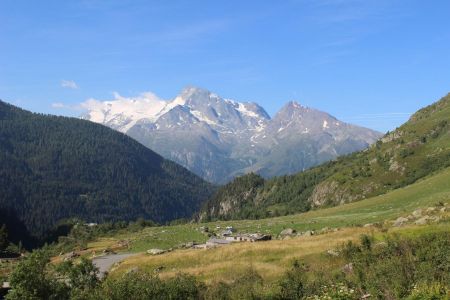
xmin=1 ymin=0 xmax=450 ymax=132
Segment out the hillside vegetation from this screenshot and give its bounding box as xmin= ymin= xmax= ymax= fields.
xmin=200 ymin=93 xmax=450 ymax=220
xmin=5 ymin=150 xmax=450 ymax=299
xmin=0 ymin=100 xmax=214 ymax=241
xmin=6 ymin=227 xmax=450 ymax=299
xmin=81 ymin=165 xmax=450 ymax=256
xmin=32 ymin=166 xmax=450 ymax=299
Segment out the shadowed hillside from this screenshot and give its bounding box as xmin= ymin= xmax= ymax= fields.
xmin=0 ymin=100 xmax=214 ymax=239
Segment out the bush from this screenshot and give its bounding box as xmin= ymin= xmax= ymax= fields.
xmin=56 ymin=257 xmax=99 ymax=299
xmin=278 ymin=260 xmax=309 ymax=300
xmin=307 ymin=282 xmax=358 ymax=300
xmin=204 ymin=282 xmax=231 ymax=300
xmin=335 ymin=232 xmax=450 ymax=299
xmin=6 ymin=250 xmax=69 ymax=300
xmin=165 ymin=274 xmax=204 ymax=299
xmin=94 ymin=272 xmax=203 ymax=300
xmin=94 ymin=272 xmax=164 ymax=300
xmin=406 ymin=283 xmax=450 ymax=300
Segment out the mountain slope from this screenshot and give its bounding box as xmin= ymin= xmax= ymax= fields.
xmin=83 ymin=87 xmax=381 ymax=183
xmin=238 ymin=101 xmax=381 ymax=178
xmin=199 ymin=93 xmax=450 ymax=220
xmin=0 ymin=100 xmax=214 ymax=238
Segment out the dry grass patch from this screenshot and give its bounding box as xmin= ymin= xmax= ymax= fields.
xmin=112 ymin=227 xmax=373 ymax=283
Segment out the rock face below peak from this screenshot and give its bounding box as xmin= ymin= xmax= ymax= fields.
xmin=82 ymin=87 xmax=382 ymax=183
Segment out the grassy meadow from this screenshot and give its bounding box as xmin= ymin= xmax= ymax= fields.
xmin=87 ymin=166 xmax=450 ymax=253
xmin=110 ymin=223 xmax=450 ymax=285
xmin=77 ymin=167 xmax=450 ymax=285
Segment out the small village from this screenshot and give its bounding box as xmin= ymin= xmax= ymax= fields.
xmin=146 ymin=225 xmax=273 ymax=255
xmin=193 ymin=226 xmax=272 ymax=249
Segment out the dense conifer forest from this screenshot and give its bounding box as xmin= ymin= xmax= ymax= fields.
xmin=0 ymin=100 xmax=214 ymax=241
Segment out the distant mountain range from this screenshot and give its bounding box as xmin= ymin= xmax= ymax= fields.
xmin=0 ymin=100 xmax=213 ymax=239
xmin=199 ymin=93 xmax=450 ymax=221
xmin=82 ymin=87 xmax=382 ymax=183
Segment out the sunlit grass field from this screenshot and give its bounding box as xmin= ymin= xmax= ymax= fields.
xmin=89 ymin=167 xmax=450 ymax=255
xmin=112 ymin=226 xmax=373 ymax=283
xmin=110 ymin=222 xmax=450 ymax=284
xmin=78 ymin=167 xmax=450 ymax=285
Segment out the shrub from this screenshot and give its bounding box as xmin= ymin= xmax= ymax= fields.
xmin=307 ymin=282 xmax=358 ymax=300
xmin=55 ymin=257 xmax=99 ymax=299
xmin=6 ymin=250 xmax=69 ymax=300
xmin=95 ymin=272 xmax=164 ymax=300
xmin=278 ymin=260 xmax=309 ymax=300
xmin=164 ymin=273 xmax=204 ymax=300
xmin=204 ymin=282 xmax=231 ymax=300
xmin=406 ymin=283 xmax=450 ymax=300
xmin=228 ymin=268 xmax=264 ymax=300
xmin=336 ymin=232 xmax=450 ymax=299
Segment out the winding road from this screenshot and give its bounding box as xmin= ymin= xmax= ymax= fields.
xmin=92 ymin=253 xmax=137 ymax=278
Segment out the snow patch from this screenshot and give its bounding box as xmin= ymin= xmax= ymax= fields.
xmin=191 ymin=110 xmax=217 ymax=125
xmin=236 ymin=102 xmax=259 ymax=118
xmin=81 ymin=92 xmax=167 ymax=132
xmin=157 ymin=96 xmax=186 ymax=116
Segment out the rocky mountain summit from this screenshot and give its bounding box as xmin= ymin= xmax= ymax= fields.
xmin=82 ymin=87 xmax=381 ymax=183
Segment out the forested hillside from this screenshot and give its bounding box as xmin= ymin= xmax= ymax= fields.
xmin=0 ymin=100 xmax=214 ymax=239
xmin=200 ymin=93 xmax=450 ymax=220
xmin=0 ymin=208 xmax=34 ymax=250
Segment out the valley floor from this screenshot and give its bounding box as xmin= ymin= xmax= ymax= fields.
xmin=82 ymin=167 xmax=450 ymax=284
xmin=2 ymin=167 xmax=450 ymax=299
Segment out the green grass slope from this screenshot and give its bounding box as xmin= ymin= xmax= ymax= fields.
xmin=200 ymin=93 xmax=450 ymax=220
xmin=84 ymin=166 xmax=450 ymax=254
xmin=68 ymin=166 xmax=450 ymax=290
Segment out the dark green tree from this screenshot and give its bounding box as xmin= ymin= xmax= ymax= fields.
xmin=0 ymin=224 xmax=8 ymax=250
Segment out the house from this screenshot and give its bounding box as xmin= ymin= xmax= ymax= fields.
xmin=225 ymin=233 xmax=272 ymax=243
xmin=193 ymin=234 xmax=271 ymax=250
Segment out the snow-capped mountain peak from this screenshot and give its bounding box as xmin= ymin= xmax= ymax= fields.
xmin=81 ymin=92 xmax=166 ymax=131
xmin=81 ymin=86 xmax=271 ymax=134
xmin=82 ymin=87 xmax=382 ymax=183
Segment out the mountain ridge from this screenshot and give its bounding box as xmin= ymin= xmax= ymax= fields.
xmin=199 ymin=92 xmax=450 ymax=221
xmin=83 ymin=86 xmax=381 ymax=183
